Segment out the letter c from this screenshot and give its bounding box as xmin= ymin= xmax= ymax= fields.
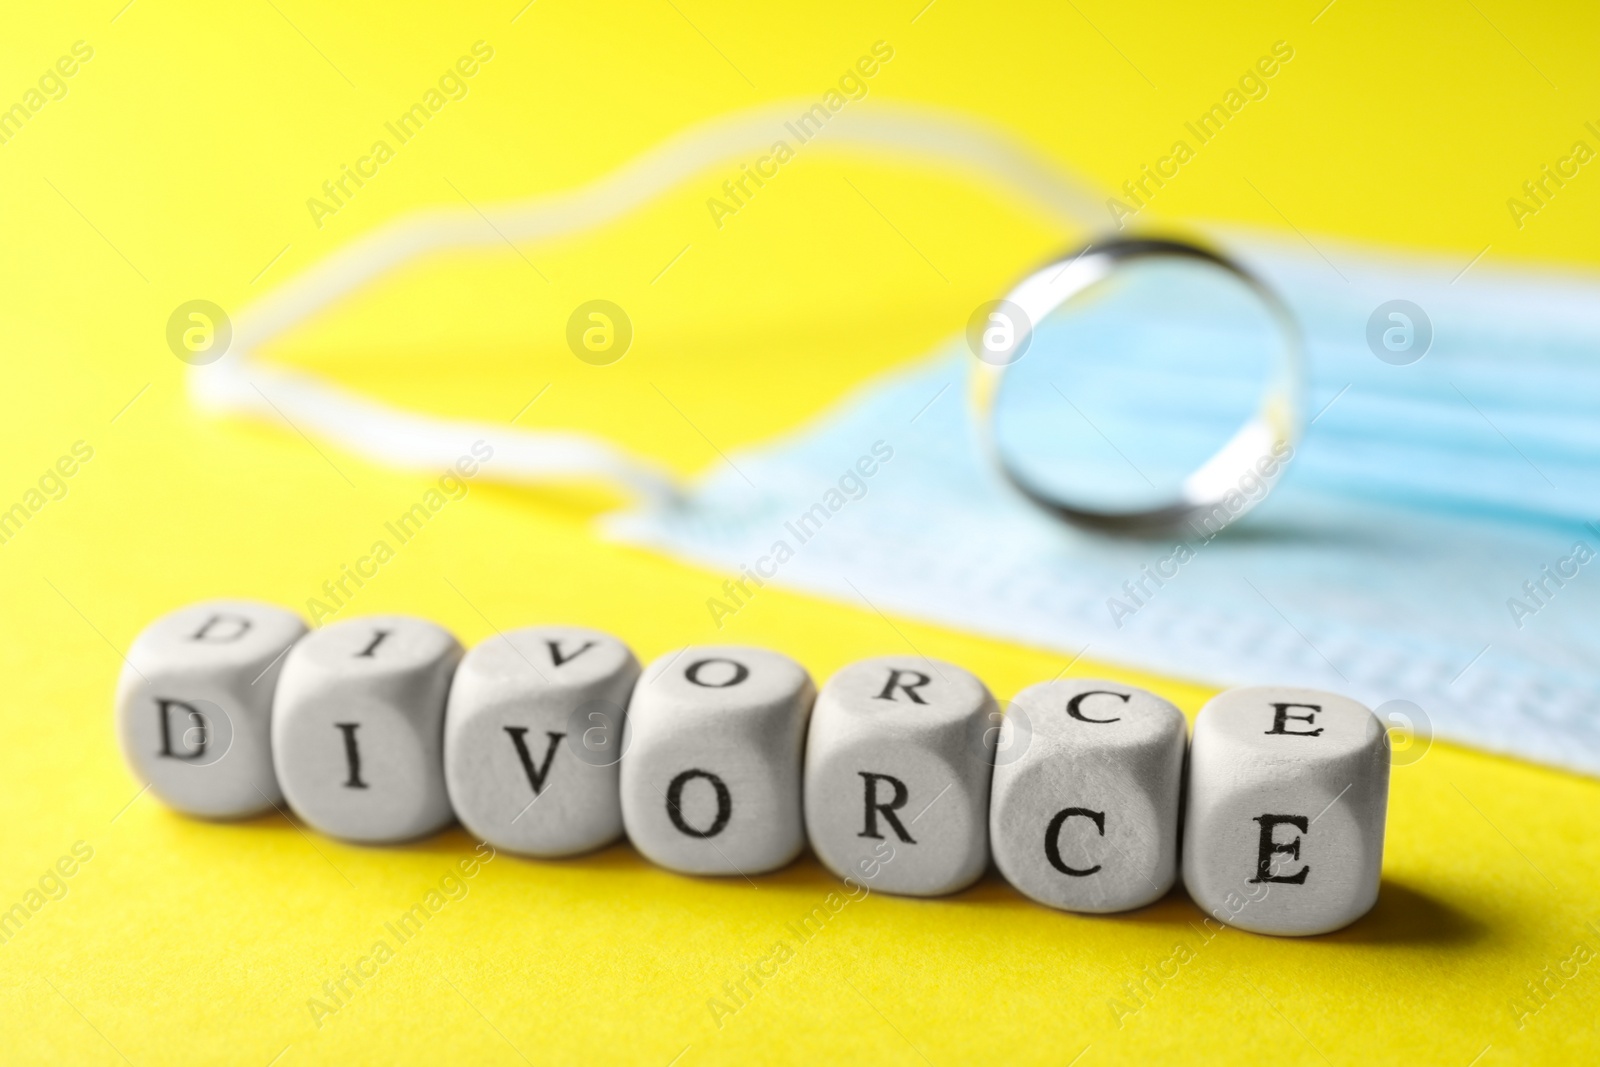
xmin=355 ymin=155 xmax=379 ymax=178
xmin=1067 ymin=690 xmax=1129 ymax=723
xmin=1045 ymin=807 xmax=1105 ymax=876
xmin=754 ymin=154 xmax=778 ymax=178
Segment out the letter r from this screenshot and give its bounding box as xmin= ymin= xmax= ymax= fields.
xmin=857 ymin=772 xmax=916 ymax=843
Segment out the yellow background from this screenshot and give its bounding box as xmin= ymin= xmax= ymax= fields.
xmin=3 ymin=1 xmax=1599 ymax=1063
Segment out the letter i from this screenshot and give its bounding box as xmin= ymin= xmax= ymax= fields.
xmin=335 ymin=723 xmax=368 ymax=788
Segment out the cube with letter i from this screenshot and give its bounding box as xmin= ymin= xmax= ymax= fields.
xmin=273 ymin=616 xmax=462 ymax=844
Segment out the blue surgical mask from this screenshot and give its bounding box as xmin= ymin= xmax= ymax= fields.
xmin=193 ymin=100 xmax=1600 ymax=776
xmin=611 ymin=232 xmax=1600 ymax=776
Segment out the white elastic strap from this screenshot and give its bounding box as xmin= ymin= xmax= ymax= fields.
xmin=191 ymin=102 xmax=1104 ymax=502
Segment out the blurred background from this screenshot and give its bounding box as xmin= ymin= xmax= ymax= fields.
xmin=3 ymin=2 xmax=1599 ymax=1064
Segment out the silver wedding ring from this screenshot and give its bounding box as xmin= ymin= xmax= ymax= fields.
xmin=970 ymin=236 xmax=1303 ymax=536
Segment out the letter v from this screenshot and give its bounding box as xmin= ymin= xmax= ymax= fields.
xmin=504 ymin=727 xmax=565 ymax=794
xmin=547 ymin=639 xmax=597 ymax=666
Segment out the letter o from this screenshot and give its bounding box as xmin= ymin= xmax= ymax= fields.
xmin=665 ymin=768 xmax=732 ymax=838
xmin=684 ymin=658 xmax=749 ymax=688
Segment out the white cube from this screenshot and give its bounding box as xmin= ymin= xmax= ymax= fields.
xmin=444 ymin=626 xmax=640 ymax=857
xmin=1183 ymin=686 xmax=1389 ymax=936
xmin=805 ymin=656 xmax=997 ymax=897
xmin=115 ymin=599 xmax=306 ymax=818
xmin=989 ymin=679 xmax=1186 ymax=912
xmin=619 ymin=646 xmax=814 ymax=876
xmin=273 ymin=615 xmax=463 ymax=844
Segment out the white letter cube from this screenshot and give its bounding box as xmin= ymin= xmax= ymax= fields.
xmin=115 ymin=599 xmax=306 ymax=818
xmin=805 ymin=656 xmax=997 ymax=896
xmin=1183 ymin=686 xmax=1389 ymax=936
xmin=445 ymin=626 xmax=640 ymax=857
xmin=989 ymin=679 xmax=1186 ymax=912
xmin=620 ymin=646 xmax=813 ymax=876
xmin=273 ymin=615 xmax=463 ymax=844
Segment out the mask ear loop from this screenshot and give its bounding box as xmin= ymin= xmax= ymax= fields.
xmin=189 ymin=101 xmax=1107 ymax=505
